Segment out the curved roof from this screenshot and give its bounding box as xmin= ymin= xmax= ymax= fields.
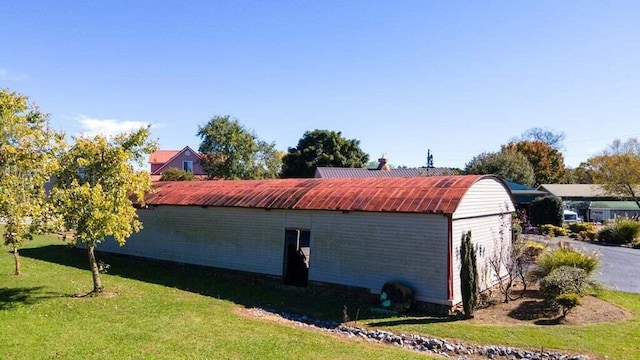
xmin=144 ymin=175 xmax=506 ymax=215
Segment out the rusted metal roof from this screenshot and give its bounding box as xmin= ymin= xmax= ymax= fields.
xmin=144 ymin=175 xmax=504 ymax=215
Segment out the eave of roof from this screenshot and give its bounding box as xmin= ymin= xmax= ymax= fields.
xmin=143 ymin=175 xmax=505 ymax=215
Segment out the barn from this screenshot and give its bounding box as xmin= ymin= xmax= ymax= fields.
xmin=96 ymin=175 xmax=515 ymax=307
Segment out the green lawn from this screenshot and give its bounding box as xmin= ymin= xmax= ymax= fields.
xmin=2 ymin=235 xmax=639 ymax=359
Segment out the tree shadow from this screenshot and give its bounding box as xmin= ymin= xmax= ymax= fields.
xmin=20 ymin=244 xmax=403 ymax=323
xmin=507 ymin=300 xmax=559 ymax=321
xmin=0 ymin=286 xmax=63 ymax=310
xmin=368 ymin=316 xmax=458 ymax=327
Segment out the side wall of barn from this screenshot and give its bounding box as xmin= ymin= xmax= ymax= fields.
xmin=95 ymin=206 xmax=452 ymax=305
xmin=451 ymin=178 xmax=515 ymax=305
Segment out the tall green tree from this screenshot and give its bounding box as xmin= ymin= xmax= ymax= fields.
xmin=504 ymin=140 xmax=566 ymax=186
xmin=52 ymin=128 xmax=156 ymax=293
xmin=281 ymin=129 xmax=369 ymax=178
xmin=197 ymin=115 xmax=281 ymax=179
xmin=464 ymin=148 xmax=535 ymax=186
xmin=563 ymin=162 xmax=594 ymax=184
xmin=589 ymin=138 xmax=640 ymax=208
xmin=0 ymin=89 xmax=65 ymax=275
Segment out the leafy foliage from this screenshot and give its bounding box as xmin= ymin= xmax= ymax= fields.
xmin=459 ymin=231 xmax=478 ymax=318
xmin=539 ymin=266 xmax=587 ymax=303
xmin=281 ymin=129 xmax=369 ymax=178
xmin=567 ymin=222 xmax=595 ymax=233
xmin=52 ymin=127 xmax=156 ymax=293
xmin=589 ymin=138 xmax=640 ymax=208
xmin=0 ymin=88 xmax=65 ymax=275
xmin=597 ymin=218 xmax=640 ymax=244
xmin=539 ymin=224 xmax=567 ymax=237
xmin=159 ymin=168 xmax=195 ymax=181
xmin=529 ymin=195 xmax=563 ymax=226
xmin=197 ymin=115 xmax=281 ymax=179
xmin=503 ymin=140 xmax=566 ymax=185
xmin=530 ymin=245 xmax=599 ymax=282
xmin=564 ymin=162 xmax=594 ymax=184
xmin=555 ymin=293 xmax=582 ymax=317
xmin=464 ymin=148 xmax=535 ymax=186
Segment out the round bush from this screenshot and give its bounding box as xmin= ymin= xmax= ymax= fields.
xmin=539 ymin=266 xmax=587 ymax=302
xmin=529 ymin=195 xmax=563 ymax=226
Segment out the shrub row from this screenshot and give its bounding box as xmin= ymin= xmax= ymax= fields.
xmin=597 ymin=218 xmax=640 ymax=244
xmin=540 ymin=224 xmax=567 ymax=237
xmin=567 ymin=222 xmax=595 ymax=233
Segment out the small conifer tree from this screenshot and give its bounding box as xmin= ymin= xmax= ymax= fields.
xmin=460 ymin=231 xmax=478 ymax=318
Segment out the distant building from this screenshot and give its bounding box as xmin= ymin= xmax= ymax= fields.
xmin=314 ymin=157 xmax=456 ymax=178
xmin=537 ymin=184 xmax=640 ymax=222
xmin=148 ymin=146 xmax=207 ymax=181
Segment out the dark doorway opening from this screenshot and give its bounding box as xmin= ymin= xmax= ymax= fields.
xmin=283 ymin=229 xmax=310 ymax=286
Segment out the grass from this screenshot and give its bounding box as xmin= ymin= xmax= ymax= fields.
xmin=1 ymin=234 xmax=429 ymax=360
xmin=363 ymin=289 xmax=640 ymax=360
xmin=3 ymin=234 xmax=639 ymax=359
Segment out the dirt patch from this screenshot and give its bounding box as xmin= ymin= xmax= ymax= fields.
xmin=471 ymin=290 xmax=633 ymax=326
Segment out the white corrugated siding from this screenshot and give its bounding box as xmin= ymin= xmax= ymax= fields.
xmin=309 ymin=211 xmax=450 ymax=304
xmin=450 ymin=177 xmax=514 ymax=304
xmin=96 ymin=206 xmax=286 ymax=276
xmin=96 ymin=206 xmax=452 ymax=304
xmin=453 ymin=178 xmax=514 ymax=220
xmin=451 ymin=214 xmax=512 ymax=304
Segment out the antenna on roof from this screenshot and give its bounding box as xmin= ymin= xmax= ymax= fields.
xmin=427 ymin=149 xmax=434 ymax=169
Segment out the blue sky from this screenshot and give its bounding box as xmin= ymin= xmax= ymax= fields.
xmin=2 ymin=1 xmax=639 ymax=169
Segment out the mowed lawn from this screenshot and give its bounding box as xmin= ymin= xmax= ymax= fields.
xmin=1 ymin=235 xmax=429 ymax=360
xmin=2 ymin=235 xmax=639 ymax=360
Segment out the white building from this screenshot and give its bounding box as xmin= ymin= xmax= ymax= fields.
xmin=96 ymin=175 xmax=515 ymax=307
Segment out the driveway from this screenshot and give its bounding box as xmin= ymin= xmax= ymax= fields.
xmin=525 ymin=235 xmax=640 ymax=294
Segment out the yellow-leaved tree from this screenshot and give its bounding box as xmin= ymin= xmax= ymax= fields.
xmin=52 ymin=127 xmax=156 ymax=294
xmin=589 ymin=138 xmax=640 ymax=209
xmin=0 ymin=88 xmax=65 ymax=275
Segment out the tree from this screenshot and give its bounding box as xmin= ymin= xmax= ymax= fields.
xmin=459 ymin=231 xmax=478 ymax=318
xmin=464 ymin=148 xmax=535 ymax=186
xmin=589 ymin=138 xmax=640 ymax=208
xmin=504 ymin=140 xmax=566 ymax=186
xmin=52 ymin=127 xmax=156 ymax=294
xmin=197 ymin=116 xmax=281 ymax=179
xmin=0 ymin=89 xmax=65 ymax=275
xmin=281 ymin=130 xmax=369 ymax=178
xmin=563 ymin=162 xmax=594 ymax=184
xmin=159 ymin=168 xmax=195 ymax=181
xmin=516 ymin=127 xmax=566 ymax=150
xmin=529 ymin=195 xmax=563 ymax=226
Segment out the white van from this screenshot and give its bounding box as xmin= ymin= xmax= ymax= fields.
xmin=563 ymin=210 xmax=580 ymax=223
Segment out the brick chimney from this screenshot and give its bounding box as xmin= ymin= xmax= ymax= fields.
xmin=377 ymin=157 xmax=390 ymax=171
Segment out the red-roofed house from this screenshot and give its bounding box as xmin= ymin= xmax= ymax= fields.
xmin=148 ymin=146 xmax=207 ymax=180
xmin=92 ymin=175 xmax=515 ymax=308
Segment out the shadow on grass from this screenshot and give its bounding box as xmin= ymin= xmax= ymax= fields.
xmin=0 ymin=286 xmax=64 ymax=310
xmin=20 ymin=244 xmax=404 ymax=323
xmin=368 ymin=316 xmax=457 ymax=327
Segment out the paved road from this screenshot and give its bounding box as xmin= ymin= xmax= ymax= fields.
xmin=525 ymin=235 xmax=640 ymax=294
